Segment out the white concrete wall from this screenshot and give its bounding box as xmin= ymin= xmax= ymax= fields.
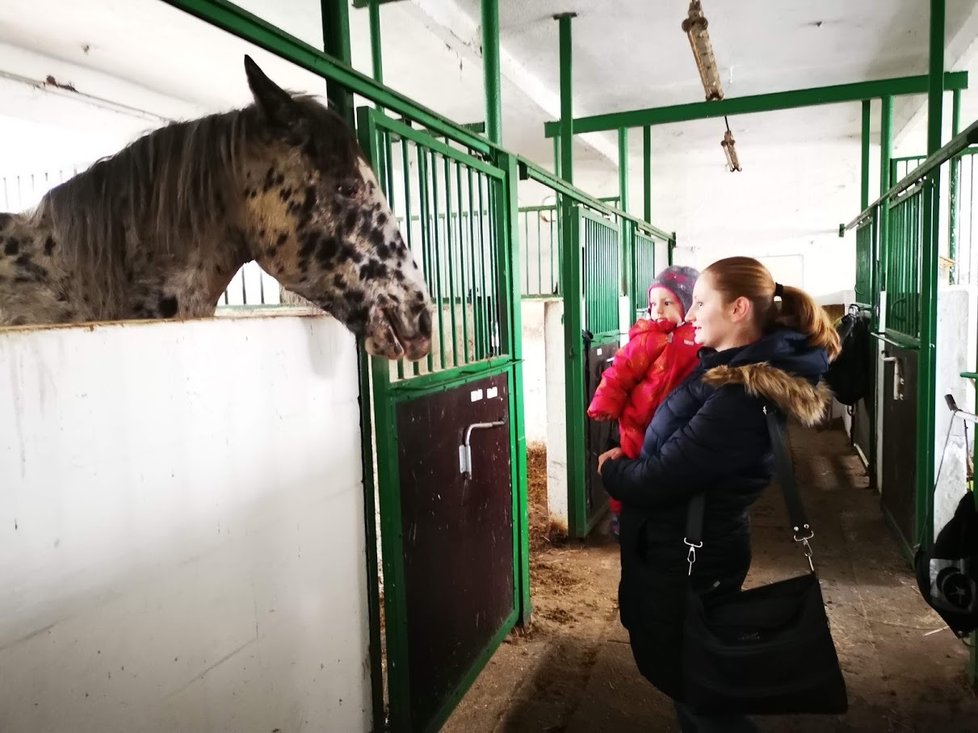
xmin=543 ymin=300 xmax=568 ymax=530
xmin=0 ymin=314 xmax=372 ymax=733
xmin=520 ymin=300 xmax=549 ymax=444
xmin=934 ymin=286 xmax=978 ymax=534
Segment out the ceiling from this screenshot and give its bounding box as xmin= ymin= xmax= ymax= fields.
xmin=2 ymin=0 xmax=978 ymax=223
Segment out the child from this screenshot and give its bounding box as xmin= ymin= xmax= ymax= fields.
xmin=587 ymin=265 xmax=701 ymax=537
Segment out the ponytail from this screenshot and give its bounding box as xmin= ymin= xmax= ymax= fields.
xmin=703 ymin=257 xmax=841 ymax=361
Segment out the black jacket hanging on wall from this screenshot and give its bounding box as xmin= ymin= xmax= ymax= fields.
xmin=601 ymin=328 xmax=831 ymax=700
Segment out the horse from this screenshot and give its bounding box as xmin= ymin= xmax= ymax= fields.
xmin=0 ymin=55 xmax=432 ymax=361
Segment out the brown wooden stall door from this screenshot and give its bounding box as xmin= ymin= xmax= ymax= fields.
xmin=585 ymin=343 xmax=620 ymax=526
xmin=395 ymin=373 xmax=514 ymax=730
xmin=880 ymin=345 xmax=918 ymax=554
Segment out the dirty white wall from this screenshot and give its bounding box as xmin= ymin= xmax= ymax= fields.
xmin=0 ymin=314 xmax=372 ymax=733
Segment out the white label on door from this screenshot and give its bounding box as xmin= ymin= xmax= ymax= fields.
xmin=597 ymin=348 xmax=603 ymax=356
xmin=487 ymin=387 xmax=499 ymax=399
xmin=471 ymin=389 xmax=484 ymax=402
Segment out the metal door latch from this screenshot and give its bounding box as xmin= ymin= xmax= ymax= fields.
xmin=881 ymin=354 xmax=905 ymax=401
xmin=459 ymin=421 xmax=505 ymax=478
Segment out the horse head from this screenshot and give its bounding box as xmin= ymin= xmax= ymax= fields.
xmin=240 ymin=56 xmax=432 ymax=361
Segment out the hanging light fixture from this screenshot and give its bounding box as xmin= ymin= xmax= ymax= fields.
xmin=682 ymin=0 xmax=723 ymax=101
xmin=721 ymin=116 xmax=742 ymax=172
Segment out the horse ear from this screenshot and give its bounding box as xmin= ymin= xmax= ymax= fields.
xmin=244 ymin=55 xmax=297 ymax=127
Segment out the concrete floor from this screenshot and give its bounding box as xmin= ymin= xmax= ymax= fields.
xmin=444 ymin=424 xmax=978 ymax=732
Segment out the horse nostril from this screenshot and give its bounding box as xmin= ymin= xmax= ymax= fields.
xmin=418 ymin=308 xmax=432 ymax=336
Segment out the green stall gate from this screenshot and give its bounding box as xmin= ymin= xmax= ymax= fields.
xmin=358 ymin=106 xmax=529 ymax=733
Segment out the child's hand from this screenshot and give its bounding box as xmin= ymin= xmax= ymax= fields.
xmin=598 ymin=447 xmax=624 ymax=474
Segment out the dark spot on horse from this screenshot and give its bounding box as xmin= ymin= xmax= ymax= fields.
xmin=262 ymin=166 xmax=276 ymax=192
xmin=368 ymin=229 xmax=385 ymax=250
xmin=317 ymin=237 xmax=340 ymax=265
xmin=275 ymin=173 xmax=285 ymax=186
xmin=343 ymin=209 xmax=358 ymax=234
xmin=296 ymin=186 xmax=318 ymax=228
xmin=299 ymin=232 xmax=319 ymax=260
xmin=158 ymin=295 xmax=179 ymax=318
xmin=348 ymin=305 xmax=369 ymax=329
xmin=248 ymin=188 xmax=258 ymax=199
xmin=375 ymin=242 xmax=391 ymax=260
xmin=346 ymin=289 xmax=365 ymax=306
xmin=16 ymin=254 xmax=47 ymax=281
xmin=278 ymin=187 xmax=293 ymax=203
xmin=393 ymin=268 xmax=405 ymax=282
xmin=332 ymin=274 xmax=346 ymax=291
xmin=44 ymin=236 xmax=56 ymax=255
xmin=4 ymin=238 xmax=20 ymax=255
xmin=0 ymin=213 xmax=12 ymax=228
xmin=276 ymin=232 xmax=289 ymax=247
xmin=375 ymin=212 xmax=388 ymax=228
xmin=258 ymin=229 xmax=267 ymax=240
xmin=361 ymin=259 xmax=388 ymax=280
xmin=366 ymin=180 xmax=376 ymax=195
xmin=298 ymin=257 xmax=309 ymax=274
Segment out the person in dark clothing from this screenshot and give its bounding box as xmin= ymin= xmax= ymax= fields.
xmin=598 ymin=256 xmax=841 ymax=733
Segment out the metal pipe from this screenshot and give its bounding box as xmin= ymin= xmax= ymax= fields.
xmin=861 ymin=100 xmax=871 ymax=210
xmin=917 ymin=0 xmax=945 ymax=549
xmin=555 ymin=13 xmax=576 ymax=185
xmin=368 ymin=0 xmax=383 ymax=83
xmin=482 ymin=0 xmax=502 ymax=144
xmin=949 ymin=88 xmax=962 ymax=282
xmin=643 ymin=126 xmax=652 ymax=222
xmin=320 ymin=0 xmax=352 ymax=122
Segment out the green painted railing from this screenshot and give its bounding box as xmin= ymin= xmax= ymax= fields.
xmin=885 ymin=184 xmax=924 ymax=341
xmin=628 ymin=222 xmax=672 ymax=320
xmin=581 ymin=209 xmax=620 ymax=341
xmin=518 ymin=205 xmax=560 ymax=297
xmin=363 ymin=110 xmax=506 ymax=382
xmin=853 ymin=211 xmax=876 ymax=308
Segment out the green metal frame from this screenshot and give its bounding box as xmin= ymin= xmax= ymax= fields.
xmin=359 ymin=104 xmax=529 ymax=732
xmin=161 ymin=0 xmax=495 ymax=153
xmin=581 ymin=208 xmax=621 ymax=342
xmin=543 ymin=71 xmax=968 ymax=137
xmin=562 ymin=204 xmax=587 ymax=535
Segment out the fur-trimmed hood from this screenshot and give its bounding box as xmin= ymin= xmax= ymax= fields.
xmin=698 ymin=328 xmax=832 ymax=427
xmin=702 ymin=363 xmax=832 ymax=426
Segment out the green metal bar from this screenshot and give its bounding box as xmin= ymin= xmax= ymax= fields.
xmin=861 ymin=99 xmax=871 ymax=210
xmin=618 ymin=128 xmax=629 ymax=214
xmin=401 ymin=131 xmax=420 ymax=377
xmin=950 ymin=88 xmax=962 ymax=282
xmin=456 ymin=163 xmax=470 ymax=364
xmin=467 ymin=166 xmax=480 ymax=358
xmin=417 ymin=142 xmax=435 ymax=372
xmin=371 ymin=112 xmax=505 ymax=178
xmin=368 ymin=0 xmax=383 ymax=83
xmin=444 ymin=155 xmax=459 ymax=367
xmin=916 ymin=0 xmax=944 ymax=550
xmin=845 ymin=117 xmax=978 ymax=231
xmin=499 ymin=151 xmax=530 ymax=622
xmin=320 ymin=0 xmax=352 ymax=123
xmin=643 ymin=125 xmax=651 ymax=222
xmin=553 ymin=135 xmax=561 ymax=178
xmin=562 ymin=204 xmax=586 ymax=536
xmin=556 ymin=12 xmax=576 ymax=185
xmin=537 ymin=209 xmax=543 ymax=295
xmin=543 ymin=71 xmax=968 ymax=137
xmin=523 ymin=209 xmax=530 ymax=294
xmin=482 ymin=0 xmax=502 ymax=144
xmin=160 ymin=0 xmax=493 ymax=153
xmin=431 ymin=149 xmax=446 ymax=370
xmin=356 ymin=105 xmax=411 ymax=732
xmin=519 ymin=157 xmax=674 ymax=240
xmin=477 ymin=171 xmax=489 ymax=359
xmin=385 ymin=357 xmax=513 ymax=399
xmin=879 ymin=95 xmax=892 ymax=325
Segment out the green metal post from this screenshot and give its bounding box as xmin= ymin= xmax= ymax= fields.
xmin=918 ymin=0 xmax=944 ymax=551
xmin=555 ymin=11 xmax=586 ymax=535
xmin=321 ymin=0 xmax=353 ymax=123
xmin=368 ymin=0 xmax=383 ymax=83
xmin=861 ymin=100 xmax=871 ymax=210
xmin=619 ymin=127 xmax=631 ymax=307
xmin=949 ymin=88 xmax=962 ymax=282
xmin=500 ymin=152 xmax=531 ymax=625
xmin=553 ymin=135 xmax=561 ymax=178
xmin=643 ymin=125 xmax=652 ymax=223
xmin=482 ymin=0 xmax=502 ymax=144
xmin=542 ymin=72 xmax=968 ymax=137
xmin=556 ymin=13 xmax=576 ymax=184
xmin=879 ymin=96 xmax=893 ymax=319
xmin=618 ymin=128 xmax=629 ymax=215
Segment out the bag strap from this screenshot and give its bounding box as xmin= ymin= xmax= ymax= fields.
xmin=684 ymin=403 xmax=815 ymax=575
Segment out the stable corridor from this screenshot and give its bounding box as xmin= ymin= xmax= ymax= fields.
xmin=445 ymin=424 xmax=978 ymax=732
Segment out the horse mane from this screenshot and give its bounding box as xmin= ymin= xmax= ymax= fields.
xmin=28 ymin=92 xmax=358 ymax=314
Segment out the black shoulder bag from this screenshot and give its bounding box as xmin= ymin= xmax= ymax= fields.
xmin=679 ymin=405 xmax=849 ymax=716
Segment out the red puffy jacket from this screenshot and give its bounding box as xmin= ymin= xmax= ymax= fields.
xmin=587 ymin=319 xmax=700 ymax=460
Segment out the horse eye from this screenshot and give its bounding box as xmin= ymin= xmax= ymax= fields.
xmin=337 ymin=181 xmax=358 ymax=197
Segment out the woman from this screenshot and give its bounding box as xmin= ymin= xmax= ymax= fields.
xmin=598 ymin=256 xmax=840 ymax=733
